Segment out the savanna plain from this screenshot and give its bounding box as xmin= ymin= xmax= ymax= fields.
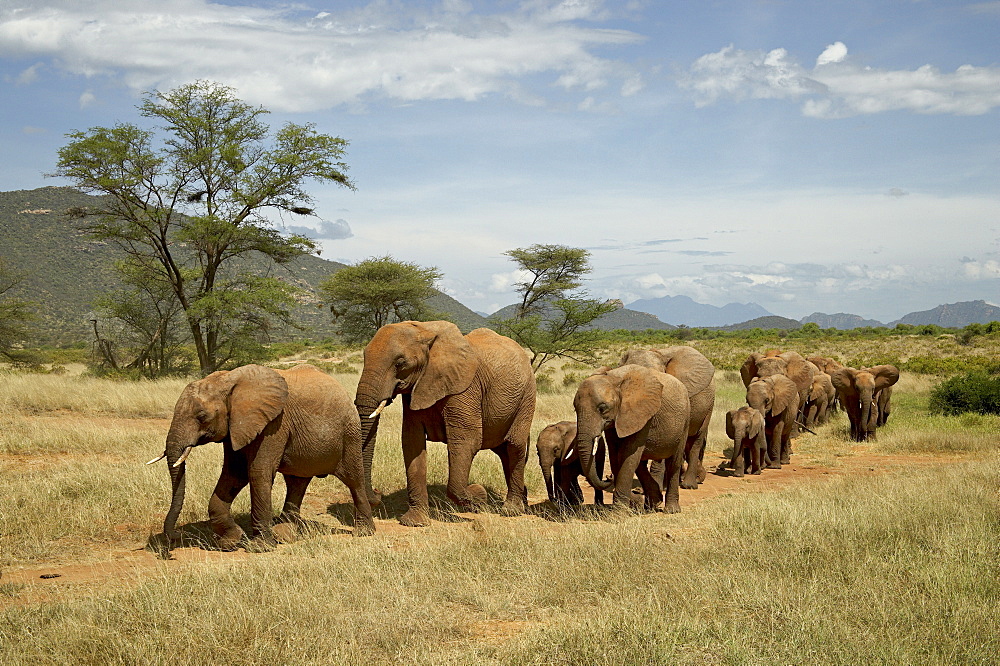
xmin=1 ymin=334 xmax=998 ymax=665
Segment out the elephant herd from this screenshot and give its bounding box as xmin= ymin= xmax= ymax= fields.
xmin=148 ymin=322 xmax=899 ymax=552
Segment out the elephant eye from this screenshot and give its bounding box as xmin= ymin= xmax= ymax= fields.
xmin=195 ymin=409 xmax=209 ymax=422
xmin=598 ymin=402 xmax=609 ymax=414
xmin=395 ymin=358 xmax=406 ymax=369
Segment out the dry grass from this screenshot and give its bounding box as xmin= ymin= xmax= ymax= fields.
xmin=1 ymin=349 xmax=998 ymax=664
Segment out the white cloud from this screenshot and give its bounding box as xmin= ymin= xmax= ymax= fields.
xmin=78 ymin=90 xmax=95 ymax=108
xmin=681 ymin=42 xmax=1000 ymax=117
xmin=816 ymin=41 xmax=847 ymax=67
xmin=0 ymin=0 xmax=643 ymax=112
xmin=489 ymin=269 xmax=531 ymax=293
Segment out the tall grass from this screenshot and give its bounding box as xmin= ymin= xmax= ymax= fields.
xmin=1 ymin=461 xmax=996 ymax=664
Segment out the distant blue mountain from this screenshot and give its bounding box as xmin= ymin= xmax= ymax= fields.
xmin=626 ymin=295 xmax=772 ymax=327
xmin=800 ymin=312 xmax=885 ymax=329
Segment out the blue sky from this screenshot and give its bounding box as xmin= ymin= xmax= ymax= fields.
xmin=1 ymin=0 xmax=998 ymax=322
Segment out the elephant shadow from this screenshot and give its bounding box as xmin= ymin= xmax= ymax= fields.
xmin=329 ymin=484 xmax=507 ymax=525
xmin=146 ymin=512 xmax=353 ymax=560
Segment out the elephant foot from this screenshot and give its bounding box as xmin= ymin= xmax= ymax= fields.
xmin=780 ymin=456 xmax=791 ymax=465
xmin=499 ymin=499 xmax=525 ymax=517
xmin=751 ymin=469 xmax=762 ymax=475
xmin=680 ymin=477 xmax=699 ymax=490
xmin=353 ymin=518 xmax=376 ymax=537
xmin=368 ymin=488 xmax=383 ymax=508
xmin=399 ymin=508 xmax=431 ymax=527
xmin=733 ymin=471 xmax=744 ymax=478
xmin=215 ymin=528 xmax=246 ymax=552
xmin=465 ymin=483 xmax=488 ymax=504
xmin=766 ymin=462 xmax=781 ymax=470
xmin=663 ymin=501 xmax=681 ymax=514
xmin=272 ymin=522 xmax=299 ymax=544
xmin=245 ymin=534 xmax=277 ymax=553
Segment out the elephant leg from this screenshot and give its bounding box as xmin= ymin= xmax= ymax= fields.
xmin=695 ymin=431 xmax=708 ymax=484
xmin=662 ymin=451 xmax=683 ymax=514
xmin=749 ymin=444 xmax=761 ymax=475
xmin=635 ymin=460 xmax=661 ymax=512
xmin=680 ymin=434 xmax=703 ymax=490
xmin=208 ymin=446 xmax=249 ymax=550
xmin=778 ymin=422 xmax=791 ymax=465
xmin=733 ymin=446 xmax=745 ymax=477
xmin=246 ymin=455 xmax=281 ymax=552
xmin=610 ymin=443 xmax=644 ymax=509
xmin=645 ymin=459 xmax=665 ymax=510
xmin=272 ymin=474 xmax=311 ymax=544
xmin=400 ymin=416 xmax=431 ymax=527
xmin=494 ymin=441 xmax=527 ymax=516
xmin=766 ymin=423 xmax=782 ymax=469
xmin=278 ymin=474 xmax=311 ymax=525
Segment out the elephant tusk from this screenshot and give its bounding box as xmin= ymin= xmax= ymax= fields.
xmin=794 ymin=421 xmax=818 ymax=436
xmin=563 ymin=444 xmax=575 ymax=461
xmin=145 ymin=453 xmax=166 ymax=465
xmin=172 ymin=447 xmax=193 ymax=468
xmin=368 ymin=400 xmax=388 ymax=419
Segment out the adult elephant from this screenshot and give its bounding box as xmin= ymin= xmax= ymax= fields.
xmin=573 ymin=364 xmax=690 ymax=514
xmin=354 ymin=321 xmax=535 ymax=527
xmin=742 ymin=351 xmax=817 ymax=434
xmin=746 ymin=374 xmax=799 ymax=468
xmin=619 ymin=346 xmax=716 ymax=489
xmin=152 ymin=364 xmax=374 ymax=552
xmin=535 ymin=421 xmax=605 ymax=507
xmin=831 ymin=365 xmax=900 ymax=441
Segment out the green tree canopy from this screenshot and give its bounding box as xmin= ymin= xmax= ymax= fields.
xmin=319 ymin=255 xmax=444 ymax=343
xmin=54 ymin=80 xmax=354 ymax=374
xmin=492 ymin=243 xmax=616 ymax=372
xmin=0 ymin=258 xmax=36 ymax=363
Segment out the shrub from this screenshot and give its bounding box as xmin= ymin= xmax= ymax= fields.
xmin=929 ymin=371 xmax=1000 ymax=416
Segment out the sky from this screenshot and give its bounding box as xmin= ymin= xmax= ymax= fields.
xmin=1 ymin=0 xmax=999 ymax=322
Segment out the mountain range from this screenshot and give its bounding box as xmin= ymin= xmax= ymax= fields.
xmin=3 ymin=186 xmax=998 ymax=345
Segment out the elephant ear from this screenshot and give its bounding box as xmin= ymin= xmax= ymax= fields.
xmin=739 ymin=353 xmax=761 ymax=388
xmin=226 ymin=364 xmax=289 ymax=451
xmin=613 ymin=365 xmax=663 ymax=439
xmin=871 ymin=365 xmax=900 ymax=391
xmin=830 ymin=367 xmax=857 ymax=397
xmin=410 ymin=321 xmax=479 ymax=411
xmin=750 ymin=410 xmax=765 ymax=439
xmin=770 ymin=377 xmax=796 ymax=416
xmin=725 ymin=410 xmax=737 ymax=440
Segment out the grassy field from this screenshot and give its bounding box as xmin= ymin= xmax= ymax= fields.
xmin=1 ymin=347 xmax=998 ymax=664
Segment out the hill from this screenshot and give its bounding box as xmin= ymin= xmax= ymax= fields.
xmin=488 ymin=301 xmax=675 ymax=332
xmin=800 ymin=312 xmax=885 ymax=329
xmin=889 ymin=300 xmax=1000 ymax=327
xmin=627 ymin=294 xmax=772 ymax=327
xmin=720 ymin=315 xmax=802 ymax=331
xmin=0 ymin=187 xmax=486 ymax=345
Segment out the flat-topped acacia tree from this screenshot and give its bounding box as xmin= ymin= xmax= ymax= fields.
xmin=54 ymin=80 xmax=354 ymax=374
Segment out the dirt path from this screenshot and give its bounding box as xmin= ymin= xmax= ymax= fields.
xmin=0 ymin=448 xmax=958 ymax=607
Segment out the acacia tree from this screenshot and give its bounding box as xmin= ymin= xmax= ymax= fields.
xmin=0 ymin=258 xmax=35 ymax=363
xmin=319 ymin=255 xmax=443 ymax=343
xmin=491 ymin=243 xmax=617 ymax=371
xmin=55 ymin=80 xmax=354 ymax=374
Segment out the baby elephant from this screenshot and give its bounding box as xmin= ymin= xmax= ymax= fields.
xmin=536 ymin=421 xmax=605 ymax=507
xmin=725 ymin=406 xmax=767 ymax=477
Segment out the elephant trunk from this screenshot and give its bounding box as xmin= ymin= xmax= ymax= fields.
xmin=730 ymin=423 xmax=747 ymax=467
xmin=162 ymin=424 xmax=192 ymax=540
xmin=355 ymin=374 xmax=394 ymax=508
xmin=860 ymin=388 xmax=875 ymax=437
xmin=576 ymin=428 xmax=613 ymax=491
xmin=541 ymin=458 xmax=556 ymax=503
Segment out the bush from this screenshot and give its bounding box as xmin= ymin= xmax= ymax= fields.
xmin=929 ymin=371 xmax=1000 ymax=416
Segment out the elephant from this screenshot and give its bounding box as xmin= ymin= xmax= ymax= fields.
xmin=745 ymin=374 xmax=799 ymax=468
xmin=354 ymin=321 xmax=536 ymax=527
xmin=804 ymin=371 xmax=835 ymax=427
xmin=153 ymin=363 xmax=375 ymax=551
xmin=725 ymin=406 xmax=767 ymax=477
xmin=573 ymin=364 xmax=690 ymax=514
xmin=831 ymin=365 xmax=900 ymax=441
xmin=875 ymin=383 xmax=893 ymax=427
xmin=535 ymin=420 xmax=605 ymax=507
xmin=619 ymin=346 xmax=716 ymax=490
xmin=742 ymin=351 xmax=817 ymax=435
